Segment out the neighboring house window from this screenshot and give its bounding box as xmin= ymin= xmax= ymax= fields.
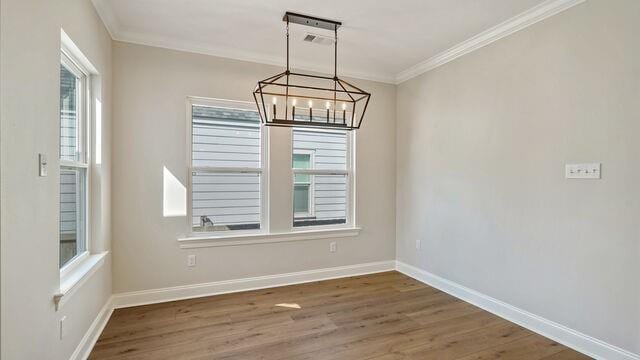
xmin=292 ymin=128 xmax=351 ymax=227
xmin=189 ymin=100 xmax=264 ymax=233
xmin=293 ymin=151 xmax=314 ymax=217
xmin=59 ymin=50 xmax=89 ymax=268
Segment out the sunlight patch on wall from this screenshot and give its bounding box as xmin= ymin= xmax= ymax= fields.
xmin=163 ymin=166 xmax=186 ymax=217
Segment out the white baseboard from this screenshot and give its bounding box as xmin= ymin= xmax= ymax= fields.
xmin=69 ymin=296 xmax=114 ymax=360
xmin=112 ymin=260 xmax=396 ymax=309
xmin=395 ymin=261 xmax=639 ymax=360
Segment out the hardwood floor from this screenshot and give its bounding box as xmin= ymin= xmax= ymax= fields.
xmin=90 ymin=271 xmax=591 ymax=360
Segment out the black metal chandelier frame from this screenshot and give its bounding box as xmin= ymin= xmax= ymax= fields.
xmin=253 ymin=12 xmax=371 ymax=130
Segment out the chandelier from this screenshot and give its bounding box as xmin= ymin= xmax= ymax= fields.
xmin=253 ymin=12 xmax=371 ymax=131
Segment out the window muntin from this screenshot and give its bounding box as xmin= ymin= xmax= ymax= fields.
xmin=59 ymin=51 xmax=89 ymax=268
xmin=190 ymin=102 xmax=263 ymax=233
xmin=292 ymin=129 xmax=350 ymax=228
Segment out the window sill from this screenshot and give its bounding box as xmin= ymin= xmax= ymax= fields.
xmin=178 ymin=227 xmax=361 ymax=249
xmin=54 ymin=251 xmax=108 ymax=311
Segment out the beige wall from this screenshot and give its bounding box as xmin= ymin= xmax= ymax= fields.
xmin=396 ymin=0 xmax=639 ymax=354
xmin=0 ymin=0 xmax=113 ymax=359
xmin=111 ymin=41 xmax=396 ymax=293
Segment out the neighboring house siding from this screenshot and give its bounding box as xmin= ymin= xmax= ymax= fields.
xmin=60 ymin=109 xmax=77 ymax=238
xmin=191 ymin=173 xmax=260 ymax=226
xmin=191 ymin=106 xmax=348 ymax=228
xmin=60 ymin=111 xmax=77 ymax=159
xmin=293 ymin=130 xmax=347 ymax=222
xmin=60 ymin=169 xmax=77 ymax=235
xmin=191 ymin=107 xmax=261 ymax=228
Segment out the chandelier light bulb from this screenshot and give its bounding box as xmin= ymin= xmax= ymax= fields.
xmin=272 ymin=97 xmax=277 ymax=104
xmin=325 ymin=102 xmax=331 ymax=109
xmin=308 ymin=100 xmax=313 ymax=108
xmin=342 ymin=103 xmax=347 ymax=110
xmin=292 ymin=98 xmax=297 ymax=106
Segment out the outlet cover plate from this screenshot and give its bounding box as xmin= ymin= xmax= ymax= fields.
xmin=565 ymin=163 xmax=601 ymax=179
xmin=39 ymin=153 xmax=48 ymax=177
xmin=187 ymin=255 xmax=196 ymax=267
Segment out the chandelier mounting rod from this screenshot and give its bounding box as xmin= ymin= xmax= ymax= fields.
xmin=282 ymin=12 xmax=341 ymax=77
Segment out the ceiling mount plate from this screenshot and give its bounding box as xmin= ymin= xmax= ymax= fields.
xmin=283 ymin=12 xmax=341 ymax=31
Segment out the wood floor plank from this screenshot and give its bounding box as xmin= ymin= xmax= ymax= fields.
xmin=456 ymin=335 xmax=566 ymax=360
xmin=99 ymin=272 xmax=406 ymax=344
xmin=541 ymin=349 xmax=593 ymax=360
xmin=402 ymin=322 xmax=533 ymax=359
xmin=285 ymin=311 xmax=507 ymax=360
xmin=89 ymin=271 xmax=591 ymax=360
xmin=91 ymin=313 xmax=336 ymax=359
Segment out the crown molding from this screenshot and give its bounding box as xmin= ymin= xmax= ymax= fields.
xmin=91 ymin=0 xmax=586 ymax=86
xmin=112 ymin=29 xmax=397 ymax=84
xmin=394 ymin=0 xmax=587 ymax=84
xmin=91 ymin=0 xmax=120 ymax=38
xmin=90 ymin=0 xmax=396 ymax=84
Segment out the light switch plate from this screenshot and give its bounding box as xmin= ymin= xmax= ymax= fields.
xmin=39 ymin=153 xmax=48 ymax=177
xmin=565 ymin=163 xmax=601 ymax=179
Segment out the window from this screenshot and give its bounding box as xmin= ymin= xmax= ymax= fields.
xmin=292 ymin=129 xmax=351 ymax=228
xmin=189 ymin=100 xmax=265 ymax=233
xmin=186 ymin=98 xmax=355 ymax=239
xmin=293 ymin=151 xmax=314 ymax=217
xmin=59 ymin=50 xmax=89 ymax=268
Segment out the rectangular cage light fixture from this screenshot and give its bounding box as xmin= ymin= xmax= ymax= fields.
xmin=253 ymin=12 xmax=371 ymax=131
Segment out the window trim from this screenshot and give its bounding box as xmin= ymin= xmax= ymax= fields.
xmin=291 ymin=128 xmax=354 ymax=230
xmin=59 ymin=48 xmax=91 ymax=271
xmin=55 ymin=29 xmax=110 ymax=310
xmin=178 ymin=227 xmax=361 ymax=249
xmin=186 ymin=97 xmax=269 ymax=237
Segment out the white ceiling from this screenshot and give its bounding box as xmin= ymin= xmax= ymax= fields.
xmin=92 ymin=0 xmax=576 ymax=83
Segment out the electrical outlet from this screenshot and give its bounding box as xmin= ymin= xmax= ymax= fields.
xmin=416 ymin=239 xmax=421 ymax=250
xmin=187 ymin=254 xmax=196 ymax=267
xmin=329 ymin=242 xmax=337 ymax=253
xmin=59 ymin=316 xmax=67 ymax=340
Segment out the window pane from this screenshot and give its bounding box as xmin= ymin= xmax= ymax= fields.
xmin=60 ymin=167 xmax=86 ymax=267
xmin=293 ymin=153 xmax=311 ymax=184
xmin=192 ymin=172 xmax=261 ymax=232
xmin=293 ymin=174 xmax=347 ymax=227
xmin=292 ymin=153 xmax=311 ymax=169
xmin=192 ymin=105 xmax=261 ymax=168
xmin=60 ymin=64 xmax=80 ymax=162
xmin=294 ymin=184 xmax=310 ymax=214
xmin=293 ymin=129 xmax=347 ymax=170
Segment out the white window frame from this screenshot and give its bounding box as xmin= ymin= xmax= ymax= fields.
xmin=292 ymin=149 xmax=315 ymax=218
xmin=292 ymin=128 xmax=355 ymax=230
xmin=186 ymin=97 xmax=269 ymax=236
xmin=59 ymin=48 xmax=91 ymax=273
